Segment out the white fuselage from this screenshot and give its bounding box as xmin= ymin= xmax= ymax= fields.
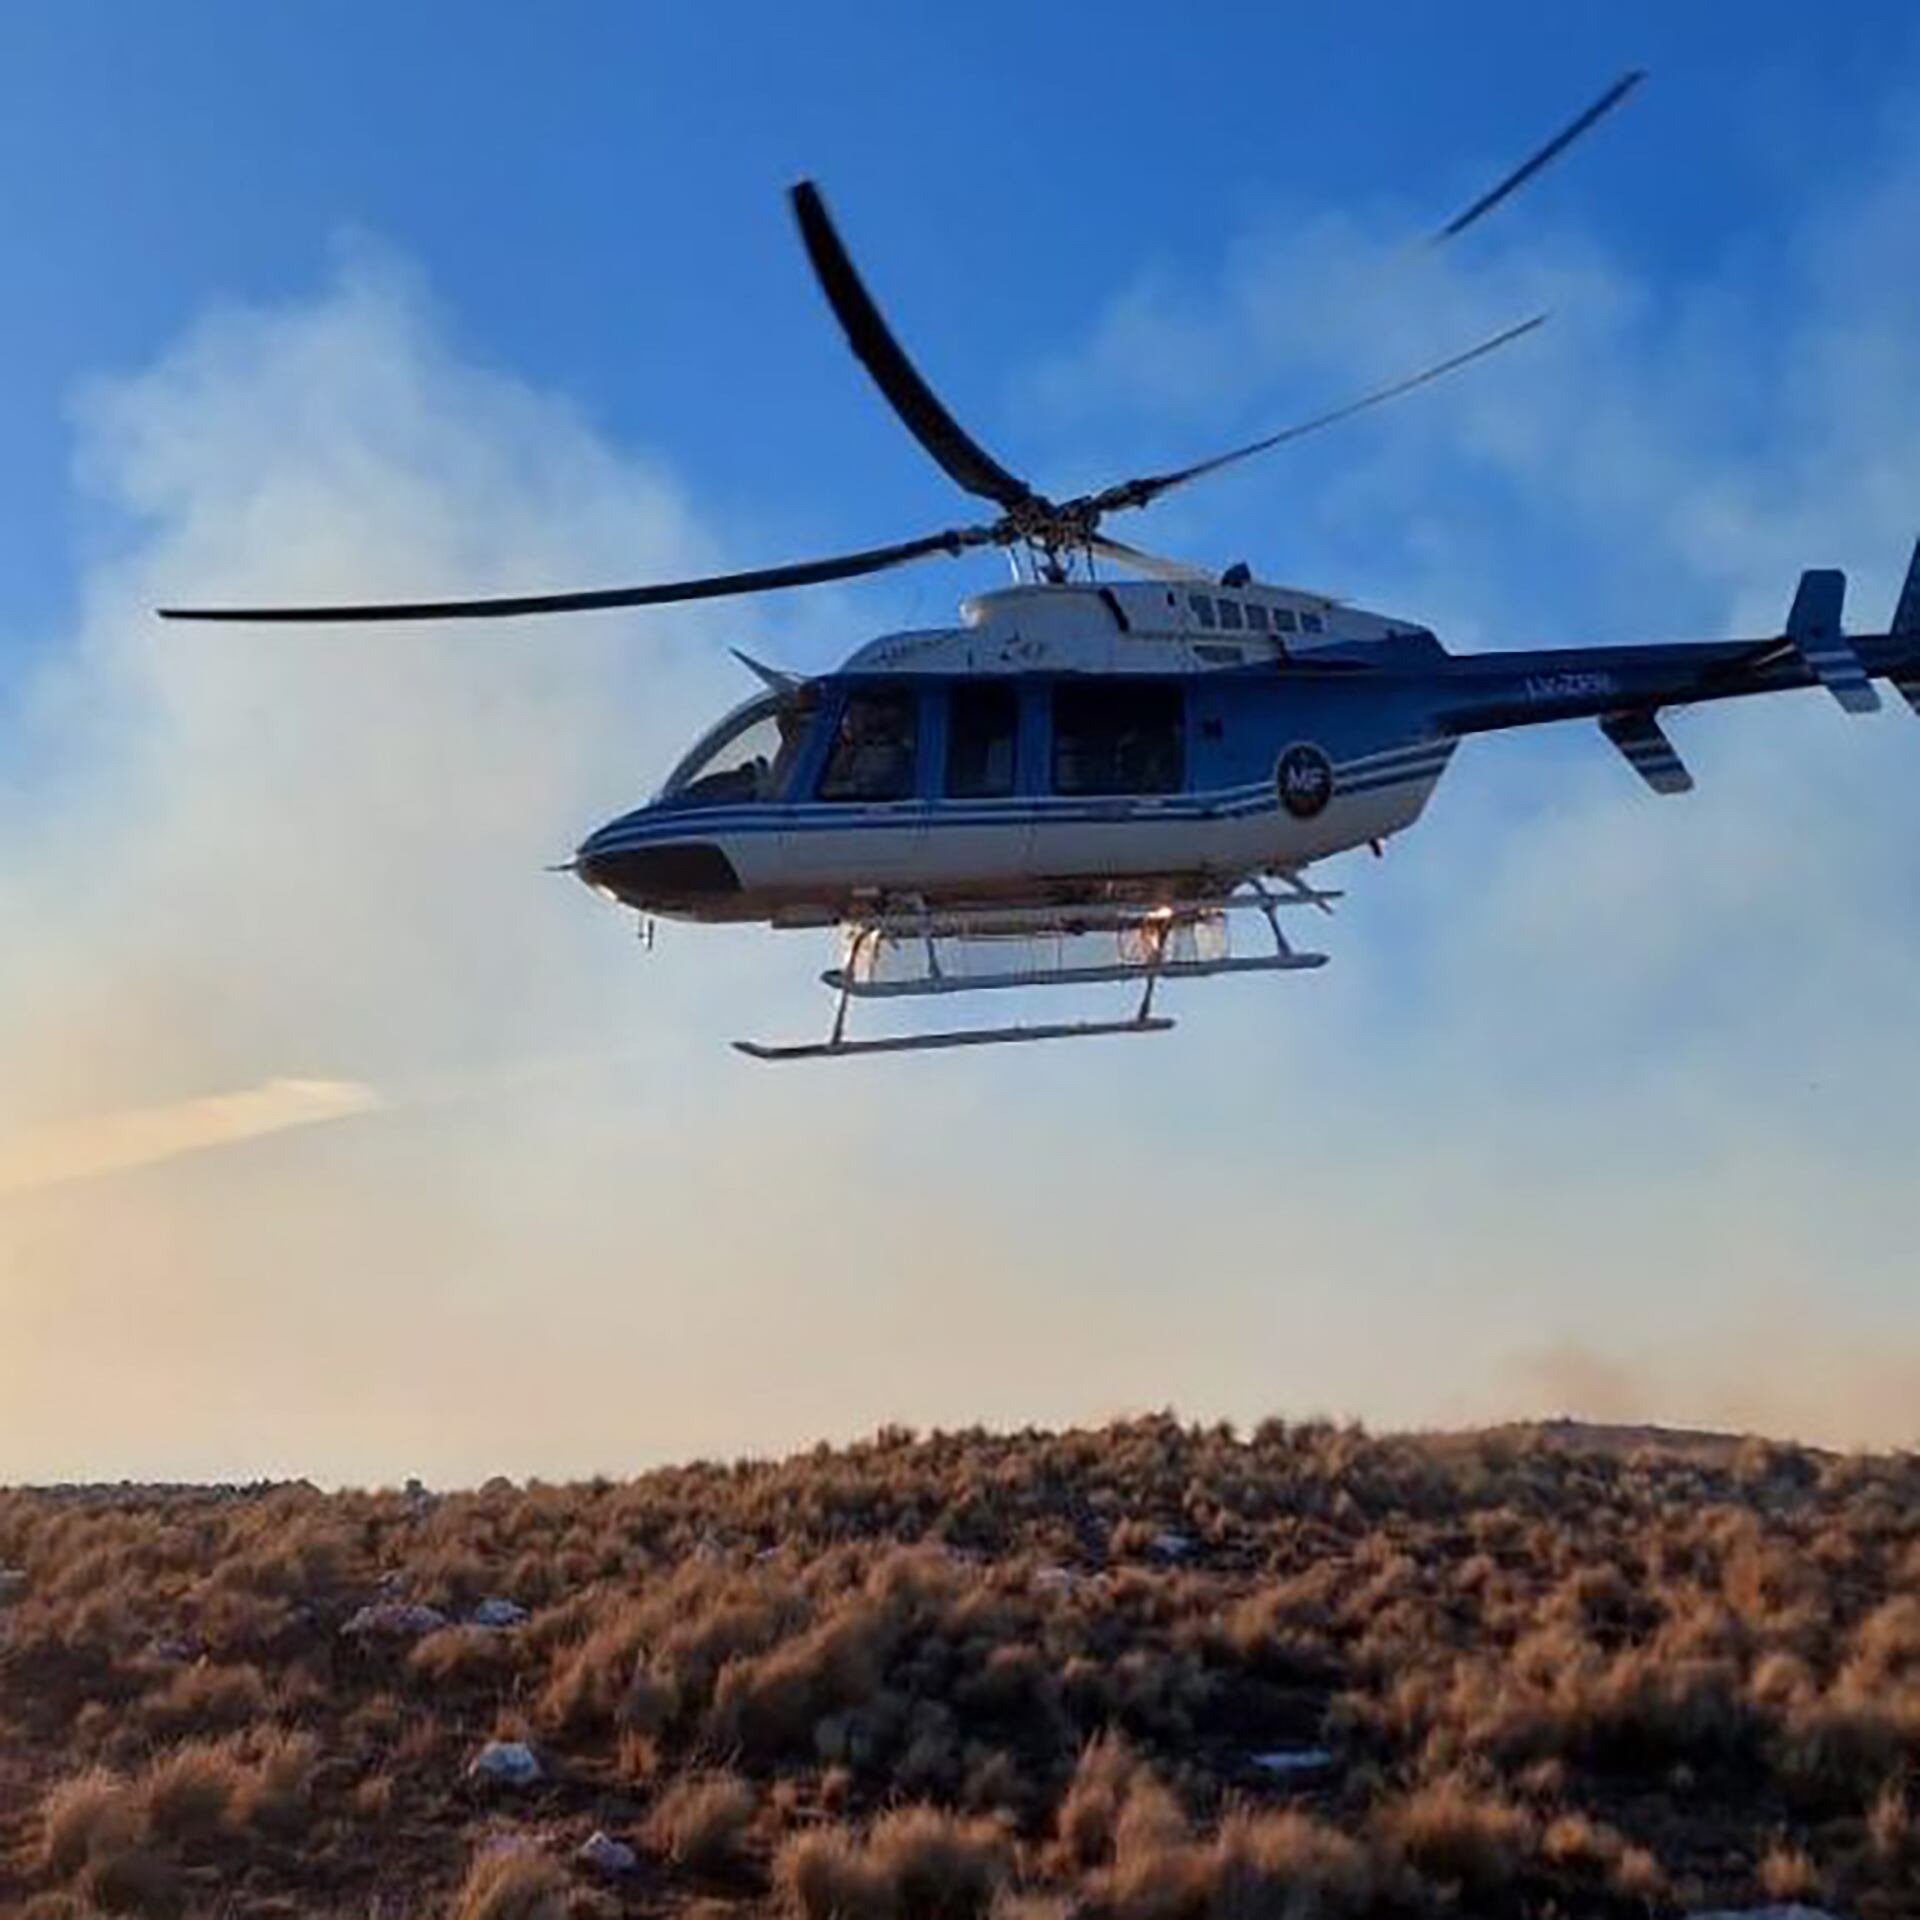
xmin=575 ymin=578 xmax=1455 ymax=922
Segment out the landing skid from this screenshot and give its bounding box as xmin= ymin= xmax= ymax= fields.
xmin=734 ymin=875 xmax=1331 ymax=1062
xmin=734 ymin=1017 xmax=1176 ymax=1062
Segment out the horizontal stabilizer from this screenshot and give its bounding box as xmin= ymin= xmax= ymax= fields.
xmin=1788 ymin=568 xmax=1879 ymax=713
xmin=1601 ymin=709 xmax=1693 ymax=794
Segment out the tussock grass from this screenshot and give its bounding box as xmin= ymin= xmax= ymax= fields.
xmin=645 ymin=1769 xmax=759 ymax=1872
xmin=447 ymin=1847 xmax=571 ymax=1920
xmin=139 ymin=1739 xmax=242 ymax=1841
xmin=39 ymin=1770 xmax=141 ymax=1880
xmin=777 ymin=1806 xmax=1011 ymax=1920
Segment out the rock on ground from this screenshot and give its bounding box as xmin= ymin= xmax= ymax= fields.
xmin=341 ymin=1600 xmax=447 ymax=1639
xmin=577 ymin=1831 xmax=638 ymax=1875
xmin=467 ymin=1740 xmax=543 ymax=1788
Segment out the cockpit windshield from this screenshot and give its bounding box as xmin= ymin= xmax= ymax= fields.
xmin=659 ymin=687 xmax=820 ymax=807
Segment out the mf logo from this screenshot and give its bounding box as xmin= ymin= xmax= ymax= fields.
xmin=1276 ymin=743 xmax=1335 ymax=819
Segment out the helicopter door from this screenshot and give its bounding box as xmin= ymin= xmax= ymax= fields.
xmin=1043 ymin=680 xmax=1191 ymax=876
xmin=931 ymin=680 xmax=1031 ymax=888
xmin=800 ymin=685 xmax=930 ymax=885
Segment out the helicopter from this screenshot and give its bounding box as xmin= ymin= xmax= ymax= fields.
xmin=161 ymin=72 xmax=1920 ymax=1060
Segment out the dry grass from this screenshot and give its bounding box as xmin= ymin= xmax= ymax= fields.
xmin=645 ymin=1770 xmax=758 ymax=1872
xmin=1378 ymin=1775 xmax=1536 ymax=1890
xmin=234 ymin=1727 xmax=322 ymax=1831
xmin=39 ymin=1770 xmax=141 ymax=1880
xmin=35 ymin=1768 xmax=171 ymax=1917
xmin=777 ymin=1806 xmax=1011 ymax=1920
xmin=139 ymin=1662 xmax=270 ymax=1739
xmin=1758 ymin=1837 xmax=1823 ymax=1903
xmin=448 ymin=1847 xmax=572 ymax=1920
xmin=139 ymin=1739 xmax=243 ymax=1841
xmin=1211 ymin=1808 xmax=1376 ymax=1917
xmin=9 ymin=1415 xmax=1920 ymax=1917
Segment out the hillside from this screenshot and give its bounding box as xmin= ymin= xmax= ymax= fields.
xmin=2 ymin=1416 xmax=1915 ymax=1919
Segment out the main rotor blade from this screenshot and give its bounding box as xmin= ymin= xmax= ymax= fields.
xmin=1084 ymin=312 xmax=1547 ymax=521
xmin=157 ymin=527 xmax=990 ymax=623
xmin=790 ymin=180 xmax=1036 ymax=512
xmin=1086 ymin=535 xmax=1217 ymax=584
xmin=1431 ymin=70 xmax=1646 ymax=243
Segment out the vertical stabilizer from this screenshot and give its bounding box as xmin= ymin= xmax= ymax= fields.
xmin=1894 ymin=537 xmax=1920 ymax=637
xmin=1788 ymin=568 xmax=1878 ymax=714
xmin=1890 ymin=538 xmax=1920 ymax=717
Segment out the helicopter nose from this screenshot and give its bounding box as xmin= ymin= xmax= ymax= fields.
xmin=573 ymin=822 xmax=742 ymax=913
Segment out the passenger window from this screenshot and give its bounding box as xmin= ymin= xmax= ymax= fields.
xmin=1300 ymin=611 xmax=1324 ymax=634
xmin=1217 ymin=599 xmax=1245 ymax=631
xmin=1187 ymin=593 xmax=1216 ymax=629
xmin=1052 ymin=682 xmax=1184 ymax=796
xmin=1246 ymin=604 xmax=1270 ymax=631
xmin=945 ymin=681 xmax=1018 ymax=799
xmin=1273 ymin=608 xmax=1298 ymax=633
xmin=818 ymin=690 xmax=918 ymax=801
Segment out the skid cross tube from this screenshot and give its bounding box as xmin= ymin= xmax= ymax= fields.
xmin=821 ymin=953 xmax=1326 ymax=998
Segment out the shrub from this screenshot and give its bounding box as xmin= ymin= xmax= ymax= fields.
xmin=1210 ymin=1809 xmax=1376 ymax=1918
xmin=1540 ymin=1811 xmax=1622 ymax=1870
xmin=645 ymin=1770 xmax=758 ymax=1873
xmin=234 ymin=1728 xmax=322 ymax=1831
xmin=1611 ymin=1843 xmax=1667 ymax=1900
xmin=141 ymin=1661 xmax=271 ymax=1739
xmin=140 ymin=1740 xmax=243 ymax=1841
xmin=1379 ymin=1776 xmax=1535 ymax=1891
xmin=410 ymin=1625 xmax=519 ymax=1689
xmin=447 ymin=1846 xmax=571 ymax=1920
xmin=1054 ymin=1733 xmax=1156 ymax=1871
xmin=538 ymin=1607 xmax=648 ymax=1738
xmin=777 ymin=1825 xmax=891 ymax=1920
xmin=18 ymin=1896 xmax=108 ymax=1920
xmin=776 ymin=1807 xmax=1011 ymax=1920
xmin=865 ymin=1808 xmax=1013 ymax=1920
xmin=1757 ymin=1839 xmax=1820 ymax=1903
xmin=709 ymin=1600 xmax=893 ymax=1762
xmin=1869 ymin=1780 xmax=1915 ymax=1861
xmin=40 ymin=1770 xmax=142 ymax=1880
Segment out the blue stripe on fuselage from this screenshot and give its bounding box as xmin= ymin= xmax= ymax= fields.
xmin=579 ymin=747 xmax=1454 ymax=855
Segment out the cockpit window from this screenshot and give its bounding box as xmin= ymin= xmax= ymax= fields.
xmin=662 ymin=689 xmax=819 ymax=806
xmin=818 ymin=689 xmax=919 ymax=802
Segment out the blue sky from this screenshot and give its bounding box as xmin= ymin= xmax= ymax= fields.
xmin=4 ymin=5 xmax=1920 ymax=1483
xmin=3 ymin=1 xmax=1914 ymax=645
